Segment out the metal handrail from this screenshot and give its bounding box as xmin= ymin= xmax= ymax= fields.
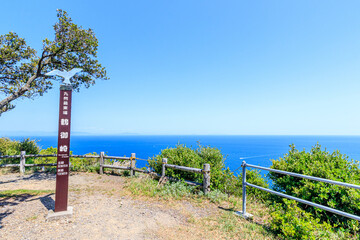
xmin=245 ymin=163 xmax=360 ymax=190
xmin=240 ymin=161 xmax=360 ymax=221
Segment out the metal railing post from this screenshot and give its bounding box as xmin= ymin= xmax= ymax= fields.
xmin=242 ymin=161 xmax=246 ymax=216
xmin=235 ymin=160 xmax=252 ymax=218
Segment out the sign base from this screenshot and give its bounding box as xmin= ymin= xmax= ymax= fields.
xmin=46 ymin=206 xmax=73 ymax=221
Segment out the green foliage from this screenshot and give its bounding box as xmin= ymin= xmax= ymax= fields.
xmin=122 ymin=170 xmax=130 ymax=177
xmin=160 ymin=181 xmax=196 ymax=199
xmin=0 ymin=137 xmax=39 ymax=165
xmin=70 ymin=152 xmax=99 ymax=173
xmin=0 ymin=137 xmax=18 ymax=156
xmin=148 ymin=144 xmax=207 ymax=186
xmin=242 ymin=169 xmax=269 ymax=199
xmin=17 ymin=138 xmax=40 ymax=165
xmin=127 ymin=177 xmax=196 ymax=200
xmin=204 ymin=189 xmax=228 ymax=203
xmin=269 ymin=144 xmax=360 ymax=232
xmin=269 ymin=199 xmax=334 ymax=240
xmin=36 ymin=146 xmax=57 ymax=164
xmin=0 ymin=9 xmax=108 ymax=115
xmin=147 ymin=143 xmax=268 ymax=198
xmin=16 ymin=138 xmax=39 ymax=154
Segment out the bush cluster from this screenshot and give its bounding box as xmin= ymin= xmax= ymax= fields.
xmin=147 ymin=143 xmax=268 ymax=198
xmin=127 ymin=176 xmax=196 ymax=200
xmin=269 ymin=144 xmax=360 ymax=233
xmin=0 ymin=137 xmax=39 ymax=157
xmin=269 ymin=199 xmax=334 ymax=239
xmin=0 ymin=137 xmax=39 ymax=166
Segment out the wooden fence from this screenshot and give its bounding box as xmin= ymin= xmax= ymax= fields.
xmin=0 ymin=151 xmax=211 ymax=193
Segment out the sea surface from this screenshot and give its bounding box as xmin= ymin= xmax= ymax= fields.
xmin=12 ymin=135 xmax=360 ymax=176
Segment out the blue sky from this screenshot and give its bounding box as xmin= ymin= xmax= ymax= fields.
xmin=1 ymin=0 xmax=360 ymax=136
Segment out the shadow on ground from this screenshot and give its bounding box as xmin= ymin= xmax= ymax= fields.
xmin=0 ymin=172 xmax=56 ymax=184
xmin=0 ymin=194 xmax=35 ymax=229
xmin=0 ymin=192 xmax=55 ymax=229
xmin=39 ymin=194 xmax=55 ymax=211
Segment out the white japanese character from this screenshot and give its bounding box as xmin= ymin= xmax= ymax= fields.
xmin=60 ymin=132 xmax=68 ymax=139
xmin=61 ymin=119 xmax=69 ymax=126
xmin=59 ymin=145 xmax=68 ymax=152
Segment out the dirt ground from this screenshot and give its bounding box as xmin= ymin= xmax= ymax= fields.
xmin=0 ymin=172 xmax=217 ymax=240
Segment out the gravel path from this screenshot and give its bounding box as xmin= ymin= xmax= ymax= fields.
xmin=0 ymin=172 xmax=213 ymax=240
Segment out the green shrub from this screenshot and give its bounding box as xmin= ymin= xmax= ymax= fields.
xmin=269 ymin=144 xmax=360 ymax=232
xmin=160 ymin=181 xmax=195 ymax=199
xmin=148 ymin=144 xmax=207 ymax=187
xmin=0 ymin=138 xmax=41 ymax=156
xmin=205 ymin=189 xmax=228 ymax=203
xmin=70 ymin=152 xmax=99 ymax=172
xmin=0 ymin=138 xmax=19 ymax=156
xmin=36 ymin=146 xmax=57 ymax=164
xmin=127 ymin=177 xmax=195 ymax=199
xmin=147 ymin=143 xmax=268 ymax=198
xmin=16 ymin=138 xmax=39 ymax=155
xmin=123 ymin=170 xmax=130 ymax=176
xmin=0 ymin=138 xmax=19 ymax=166
xmin=0 ymin=138 xmax=39 ymax=165
xmin=269 ymin=199 xmax=333 ymax=240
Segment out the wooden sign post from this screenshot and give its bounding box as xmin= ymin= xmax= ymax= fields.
xmin=47 ymin=84 xmax=74 ymax=219
xmin=44 ymin=68 xmax=82 ymax=219
xmin=55 ymin=84 xmax=73 ymax=212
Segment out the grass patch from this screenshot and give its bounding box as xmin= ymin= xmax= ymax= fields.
xmin=126 ymin=176 xmax=196 ymax=199
xmin=126 ymin=176 xmax=232 ymax=203
xmin=0 ymin=189 xmax=54 ymax=198
xmin=26 ymin=215 xmax=38 ymax=221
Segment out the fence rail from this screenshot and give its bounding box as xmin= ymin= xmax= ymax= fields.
xmin=238 ymin=161 xmax=360 ymax=221
xmin=0 ymin=151 xmax=211 ymax=193
xmin=165 ymin=164 xmax=203 ymax=174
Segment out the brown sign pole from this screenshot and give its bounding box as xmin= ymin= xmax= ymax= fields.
xmin=55 ymin=84 xmax=73 ymax=212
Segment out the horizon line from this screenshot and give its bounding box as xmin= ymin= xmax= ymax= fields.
xmin=4 ymin=134 xmax=360 ymax=137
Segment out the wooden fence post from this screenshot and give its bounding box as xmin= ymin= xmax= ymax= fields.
xmin=130 ymin=153 xmax=136 ymax=176
xmin=99 ymin=151 xmax=104 ymax=175
xmin=20 ymin=151 xmax=26 ymax=175
xmin=162 ymin=158 xmax=167 ymax=177
xmin=203 ymin=163 xmax=210 ymax=194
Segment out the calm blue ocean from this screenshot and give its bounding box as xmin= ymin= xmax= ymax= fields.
xmin=13 ymin=135 xmax=360 ymax=175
